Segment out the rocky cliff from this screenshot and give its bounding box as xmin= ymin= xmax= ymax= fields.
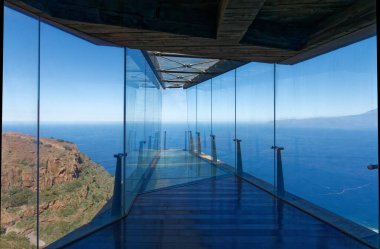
xmin=1 ymin=132 xmax=114 ymax=248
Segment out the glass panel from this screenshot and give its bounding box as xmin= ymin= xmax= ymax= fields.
xmin=276 ymin=37 xmax=378 ymax=231
xmin=186 ymin=86 xmax=197 ymax=152
xmin=39 ymin=22 xmax=124 ymax=246
xmin=197 ymin=80 xmax=212 ymax=156
xmin=124 ymin=49 xmax=163 ymax=195
xmin=1 ymin=7 xmax=38 ymax=248
xmin=161 ymin=89 xmax=188 ymax=150
xmin=124 ymin=49 xmax=147 ymax=208
xmin=212 ymin=71 xmax=236 ymax=168
xmin=236 ymin=63 xmax=274 ymax=186
xmin=151 ymin=83 xmax=226 ymax=191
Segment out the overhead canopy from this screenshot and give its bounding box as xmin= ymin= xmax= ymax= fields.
xmin=144 ymin=52 xmax=245 ymax=88
xmin=5 ymin=0 xmax=376 ymax=88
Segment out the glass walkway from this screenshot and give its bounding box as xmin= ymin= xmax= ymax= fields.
xmin=144 ymin=150 xmax=230 ymax=192
xmin=63 ymin=150 xmax=372 ymax=249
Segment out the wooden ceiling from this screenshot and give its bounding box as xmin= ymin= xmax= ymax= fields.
xmin=5 ymin=0 xmax=376 ymax=87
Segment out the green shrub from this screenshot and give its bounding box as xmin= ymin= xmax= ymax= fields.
xmin=8 ymin=187 xmax=34 ymax=207
xmin=0 ymin=231 xmax=35 ymax=249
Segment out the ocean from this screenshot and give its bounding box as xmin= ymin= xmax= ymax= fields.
xmin=2 ymin=122 xmax=378 ymax=231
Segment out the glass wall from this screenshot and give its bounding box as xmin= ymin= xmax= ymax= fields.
xmin=184 ymin=37 xmax=378 ymax=237
xmin=197 ymin=80 xmax=212 ymax=156
xmin=276 ymin=37 xmax=378 ymax=230
xmin=186 ymin=86 xmax=197 ymax=152
xmin=124 ymin=48 xmax=162 ymax=210
xmin=1 ymin=7 xmax=39 ymax=248
xmin=161 ymin=88 xmax=188 ymax=149
xmin=38 ymin=20 xmax=125 ymax=246
xmin=236 ymin=63 xmax=274 ymax=185
xmin=124 ymin=49 xmax=146 ymax=209
xmin=211 ymin=71 xmax=236 ymax=167
xmin=1 ymin=7 xmax=163 ymax=248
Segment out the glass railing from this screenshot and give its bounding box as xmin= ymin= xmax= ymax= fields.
xmin=184 ymin=36 xmax=378 ymax=247
xmin=1 ymin=7 xmax=163 ymax=248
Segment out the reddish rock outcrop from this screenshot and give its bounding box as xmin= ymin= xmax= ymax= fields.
xmin=1 ymin=132 xmax=82 ymax=191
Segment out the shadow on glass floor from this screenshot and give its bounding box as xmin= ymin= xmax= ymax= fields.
xmin=143 ymin=149 xmax=230 ymax=192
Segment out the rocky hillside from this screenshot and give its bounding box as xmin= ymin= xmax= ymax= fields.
xmin=1 ymin=132 xmax=114 ymax=248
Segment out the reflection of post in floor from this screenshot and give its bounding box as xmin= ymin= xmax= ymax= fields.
xmin=275 ymin=200 xmax=284 ymax=237
xmin=234 ymin=139 xmax=243 ymax=175
xmin=112 ymin=153 xmax=127 ymax=216
xmin=367 ymin=163 xmax=379 ymax=244
xmin=197 ymin=156 xmax=201 ymax=177
xmin=272 ymin=146 xmax=285 ymax=195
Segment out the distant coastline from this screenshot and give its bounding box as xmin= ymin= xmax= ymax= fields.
xmin=276 ymin=109 xmax=378 ymax=129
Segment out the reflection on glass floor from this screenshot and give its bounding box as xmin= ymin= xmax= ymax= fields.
xmin=144 ymin=150 xmax=229 ymax=192
xmin=66 ymin=176 xmax=371 ymax=249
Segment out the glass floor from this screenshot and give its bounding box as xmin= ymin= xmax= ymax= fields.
xmin=144 ymin=150 xmax=230 ymax=192
xmin=66 ymin=175 xmax=371 ymax=249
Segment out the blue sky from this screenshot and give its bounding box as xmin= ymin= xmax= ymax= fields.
xmin=2 ymin=7 xmax=378 ymax=123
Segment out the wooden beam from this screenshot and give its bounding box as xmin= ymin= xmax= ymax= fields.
xmin=217 ymin=0 xmax=266 ymax=42
xmin=4 ymin=0 xmax=376 ymax=65
xmin=161 ymin=80 xmax=192 ymax=83
xmin=158 ymin=70 xmax=217 ymax=74
xmin=184 ymin=60 xmax=246 ymax=89
xmin=282 ymin=0 xmax=376 ymax=64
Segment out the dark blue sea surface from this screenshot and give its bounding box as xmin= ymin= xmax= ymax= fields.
xmin=2 ymin=122 xmax=378 ymax=231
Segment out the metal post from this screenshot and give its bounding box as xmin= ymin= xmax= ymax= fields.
xmin=197 ymin=132 xmax=202 ymax=155
xmin=134 ymin=131 xmax=137 ymax=150
xmin=272 ymin=146 xmax=285 ymax=195
xmin=138 ymin=141 xmax=146 ymax=166
xmin=164 ymin=131 xmax=167 ymax=150
xmin=154 ymin=131 xmax=159 ymax=150
xmin=189 ymin=131 xmax=195 ymax=153
xmin=148 ymin=136 xmax=152 ymax=149
xmin=234 ymin=139 xmax=243 ymax=175
xmin=203 ymin=132 xmax=207 ymax=149
xmin=184 ymin=131 xmax=187 ymax=151
xmin=367 ymin=164 xmax=379 ymax=240
xmin=112 ymin=153 xmax=127 ymax=216
xmin=211 ymin=134 xmax=217 ymax=163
